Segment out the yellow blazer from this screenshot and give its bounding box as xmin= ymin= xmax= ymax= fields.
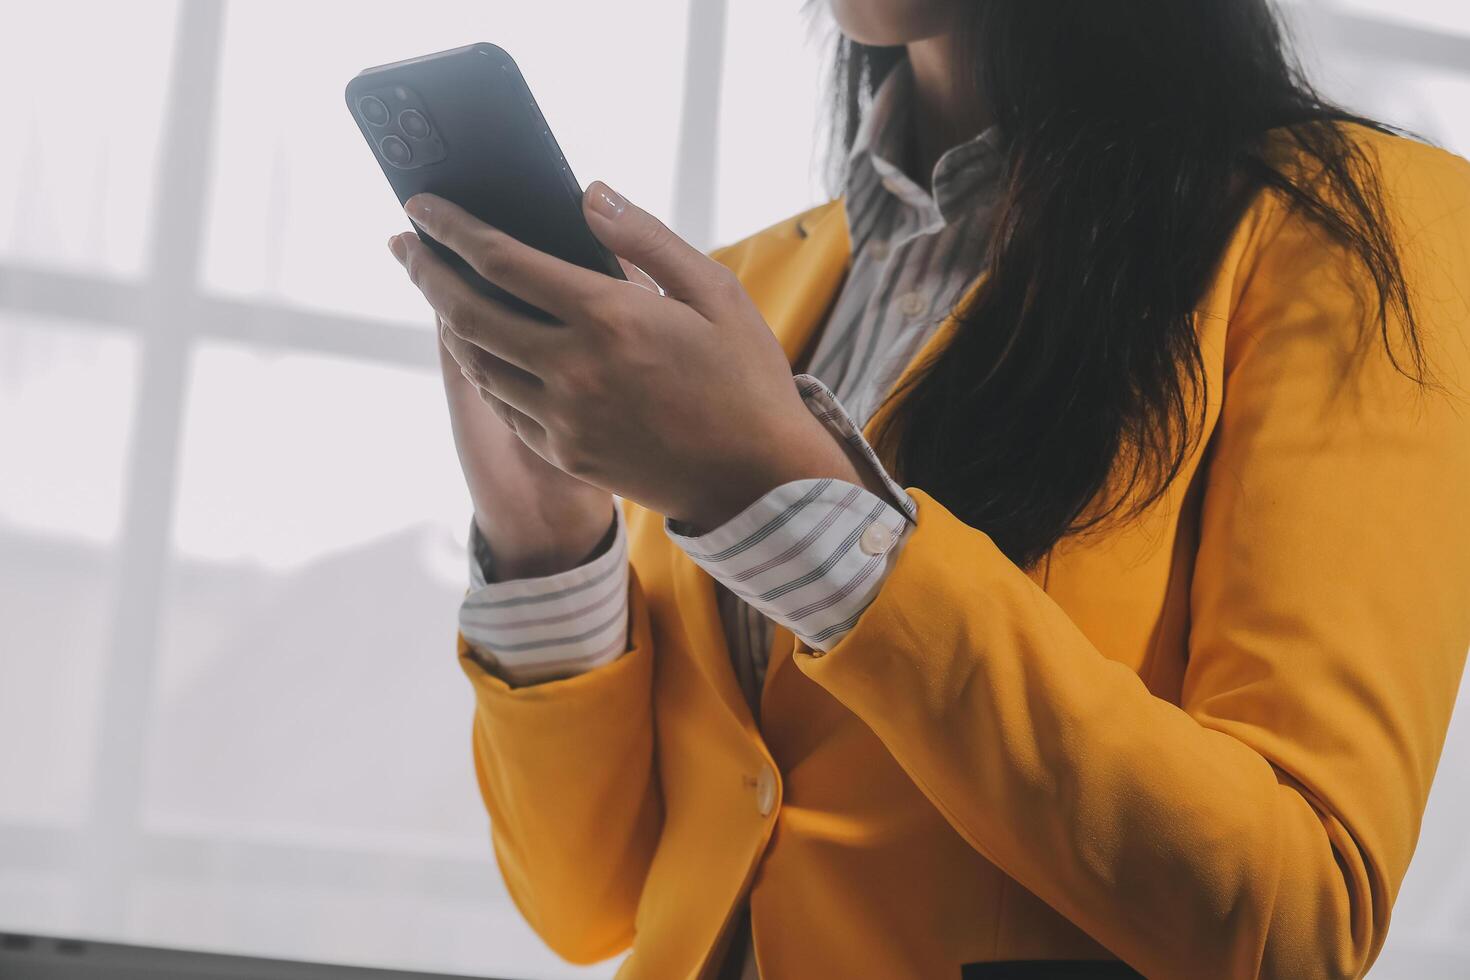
xmin=457 ymin=125 xmax=1470 ymax=979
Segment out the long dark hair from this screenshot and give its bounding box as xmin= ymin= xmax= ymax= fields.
xmin=832 ymin=1 xmax=1442 ymax=571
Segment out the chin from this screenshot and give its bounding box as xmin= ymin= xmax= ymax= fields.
xmin=827 ymin=0 xmax=961 ymax=47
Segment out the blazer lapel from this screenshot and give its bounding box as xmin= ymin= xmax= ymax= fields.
xmin=861 ymin=266 xmax=991 ymax=443
xmin=765 ymin=267 xmax=996 ymax=697
xmin=667 ymin=200 xmax=854 ymax=735
xmin=670 ymin=201 xmax=994 ymax=732
xmin=734 ymin=200 xmax=853 ymax=368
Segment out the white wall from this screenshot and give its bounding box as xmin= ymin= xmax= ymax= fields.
xmin=0 ymin=2 xmax=1466 ymax=977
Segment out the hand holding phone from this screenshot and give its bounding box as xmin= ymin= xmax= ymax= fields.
xmin=349 ymin=43 xmax=619 ymax=577
xmin=358 ymin=43 xmax=856 ymax=536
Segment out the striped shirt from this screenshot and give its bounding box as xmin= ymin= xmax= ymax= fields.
xmin=459 ymin=59 xmax=1007 ymax=978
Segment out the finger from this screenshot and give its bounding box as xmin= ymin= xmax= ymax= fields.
xmin=582 ymin=180 xmax=739 ymax=318
xmin=618 ymin=256 xmax=663 ymax=296
xmin=436 ymin=315 xmax=478 ymax=394
xmin=435 ymin=322 xmax=547 ymax=449
xmin=478 ymin=388 xmax=548 ymax=447
xmin=392 ymin=233 xmax=557 ymax=374
xmin=438 ymin=318 xmax=547 ymax=423
xmin=471 ymin=382 xmax=557 ymax=466
xmin=403 ymin=194 xmax=610 ymax=325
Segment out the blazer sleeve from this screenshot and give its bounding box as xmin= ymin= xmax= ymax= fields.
xmin=457 ymin=547 xmax=662 ymax=965
xmin=791 ymin=165 xmax=1470 ymax=979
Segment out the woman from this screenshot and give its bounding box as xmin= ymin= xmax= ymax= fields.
xmin=387 ymin=1 xmax=1470 ymax=977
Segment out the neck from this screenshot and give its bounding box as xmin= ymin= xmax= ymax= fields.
xmin=904 ymin=32 xmax=991 ymax=188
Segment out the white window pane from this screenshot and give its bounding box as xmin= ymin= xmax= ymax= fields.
xmin=129 ymin=875 xmax=617 ymax=979
xmin=0 ymin=533 xmax=115 ymax=829
xmin=1315 ymin=59 xmax=1470 ymax=160
xmin=0 ymin=871 xmax=79 ymax=936
xmin=143 ymin=538 xmax=487 ymax=849
xmin=714 ymin=2 xmax=829 ymax=246
xmin=168 ymin=343 xmax=469 ymax=568
xmin=150 ymin=342 xmax=482 ymax=850
xmin=0 ymin=1 xmax=178 ymax=278
xmin=0 ymin=315 xmax=138 ymax=827
xmin=200 ymin=0 xmax=691 ymax=324
xmin=1323 ymin=0 xmax=1470 ymax=35
xmin=0 ymin=314 xmax=140 ymax=544
xmin=0 ymin=538 xmax=114 ymax=827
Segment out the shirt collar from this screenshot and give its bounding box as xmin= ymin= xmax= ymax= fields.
xmin=845 ymin=59 xmax=1007 ymax=228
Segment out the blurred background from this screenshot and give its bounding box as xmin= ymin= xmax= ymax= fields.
xmin=0 ymin=1 xmax=1467 ymax=978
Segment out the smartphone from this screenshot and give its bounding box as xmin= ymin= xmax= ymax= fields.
xmin=346 ymin=43 xmax=624 ymax=319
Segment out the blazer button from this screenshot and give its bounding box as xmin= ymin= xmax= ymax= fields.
xmin=755 ymin=764 xmax=778 ymax=817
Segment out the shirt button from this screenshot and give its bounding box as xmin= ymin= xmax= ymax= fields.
xmin=860 ymin=522 xmax=893 ymax=556
xmin=755 ymin=764 xmax=778 ymax=817
xmin=897 ymin=291 xmax=927 ymax=318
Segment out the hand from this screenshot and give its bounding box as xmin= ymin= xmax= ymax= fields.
xmin=389 ymin=181 xmax=864 ymax=532
xmin=434 ymin=312 xmax=614 ymax=581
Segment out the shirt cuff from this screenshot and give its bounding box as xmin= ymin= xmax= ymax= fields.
xmin=792 ymin=373 xmax=918 ymax=522
xmin=459 ymin=508 xmax=630 ymax=686
xmin=665 ymin=375 xmax=916 ymax=652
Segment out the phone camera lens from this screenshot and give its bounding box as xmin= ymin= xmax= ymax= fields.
xmin=399 ymin=108 xmax=431 ymax=140
xmin=358 ymin=95 xmax=390 ymax=127
xmin=379 ymin=135 xmax=412 ymax=166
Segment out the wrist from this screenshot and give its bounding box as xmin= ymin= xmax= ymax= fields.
xmin=674 ymin=412 xmax=867 ymax=534
xmin=475 ymin=503 xmax=615 ymax=581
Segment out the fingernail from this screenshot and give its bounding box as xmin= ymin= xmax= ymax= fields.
xmin=405 ymin=195 xmax=433 ymax=223
xmin=388 ymin=234 xmax=406 ymax=263
xmin=588 ymin=181 xmax=625 ymax=219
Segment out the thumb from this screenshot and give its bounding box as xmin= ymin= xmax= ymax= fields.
xmin=583 ymin=180 xmax=734 ymax=316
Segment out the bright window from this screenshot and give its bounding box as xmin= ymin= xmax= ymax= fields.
xmin=0 ymin=2 xmax=177 ymax=278
xmin=1 ymin=2 xmax=1467 ymax=977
